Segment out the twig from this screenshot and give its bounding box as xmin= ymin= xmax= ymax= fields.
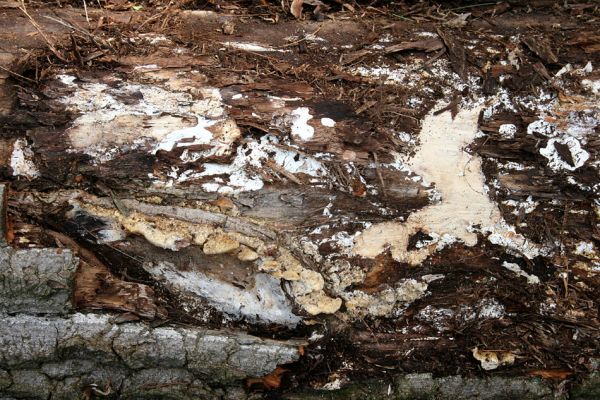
xmin=266 ymin=161 xmax=302 ymax=185
xmin=372 ymin=152 xmax=386 ymax=198
xmin=18 ymin=0 xmax=68 ymax=62
xmin=137 ymin=4 xmax=173 ymax=32
xmin=43 ymin=15 xmax=92 ymax=38
xmin=0 ymin=65 xmax=36 ymax=83
xmin=45 ymin=14 xmax=115 ymax=54
xmin=83 ymin=0 xmax=90 ymax=26
xmin=449 ymin=2 xmax=496 ymax=11
xmin=278 ymin=26 xmax=323 ymax=48
xmin=70 ymin=34 xmax=83 ymax=66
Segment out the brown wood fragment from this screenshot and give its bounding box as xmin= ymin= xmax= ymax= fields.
xmin=246 ymin=367 xmax=287 ymax=389
xmin=565 ymin=32 xmax=600 ymax=54
xmin=355 ymin=100 xmax=377 ymax=115
xmin=74 ymin=260 xmax=166 ymax=319
xmin=384 ymin=38 xmax=444 ymax=54
xmin=372 ymin=152 xmax=386 ymax=199
xmin=266 ymin=160 xmax=303 ymax=185
xmin=532 ymin=62 xmax=551 ymax=80
xmin=341 ymin=49 xmax=371 ymax=65
xmin=527 ymin=369 xmax=573 ymax=380
xmin=46 ymin=230 xmax=165 ymax=319
xmin=240 ymin=80 xmax=314 ymax=100
xmin=522 ymin=37 xmax=559 ymax=64
xmin=553 ymin=141 xmax=575 ymax=167
xmin=113 ymin=54 xmax=216 ymax=68
xmin=290 ymin=0 xmax=304 ymax=19
xmin=436 ymin=28 xmax=467 ymax=80
xmin=0 ymin=184 xmax=7 ymax=246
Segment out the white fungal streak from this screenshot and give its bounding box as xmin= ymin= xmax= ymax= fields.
xmin=483 ymin=220 xmax=542 ymax=260
xmin=581 ymin=79 xmax=600 ymax=95
xmin=291 ymin=107 xmax=315 ymax=140
xmin=320 ymin=117 xmax=336 ymax=127
xmin=267 ymin=95 xmax=302 ymax=102
xmin=323 ymin=202 xmax=333 ymax=217
xmin=56 ymin=75 xmax=228 ymax=163
xmin=222 ymin=41 xmax=288 ymax=53
xmin=502 ymin=196 xmax=539 ymax=215
xmin=201 ymin=182 xmax=221 ymax=192
xmin=152 ymin=117 xmax=215 ymax=153
xmin=196 ymin=135 xmax=325 ymax=194
xmin=352 ymin=66 xmax=410 ymax=85
xmin=133 ymin=64 xmax=159 ymax=70
xmin=284 ymin=34 xmax=326 ymax=43
xmin=10 ymin=139 xmax=40 ymax=179
xmin=540 ymin=136 xmax=589 ymax=171
xmin=145 ymin=262 xmax=301 ymax=326
xmin=321 ymin=379 xmax=344 ymax=391
xmin=502 ymin=262 xmax=540 ymax=285
xmin=57 ymin=74 xmax=76 ymax=85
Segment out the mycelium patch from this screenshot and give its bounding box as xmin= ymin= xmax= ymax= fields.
xmin=353 ymin=104 xmax=543 ymax=265
xmin=56 ymin=75 xmax=234 ymax=163
xmin=10 ymin=138 xmax=39 ymax=180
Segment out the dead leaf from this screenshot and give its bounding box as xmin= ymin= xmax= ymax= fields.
xmin=291 ymin=0 xmax=304 ymax=19
xmin=246 ymin=367 xmax=287 ymax=389
xmin=444 ymin=13 xmax=470 ymax=28
xmin=472 ymin=347 xmax=516 ymax=370
xmin=351 ymin=177 xmax=367 ymax=197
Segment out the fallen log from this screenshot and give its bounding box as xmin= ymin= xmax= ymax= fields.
xmin=0 ymin=0 xmax=599 ymax=398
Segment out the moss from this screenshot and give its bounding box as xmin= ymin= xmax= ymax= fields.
xmin=571 ymin=373 xmax=600 ymax=400
xmin=282 ymin=374 xmax=559 ymax=400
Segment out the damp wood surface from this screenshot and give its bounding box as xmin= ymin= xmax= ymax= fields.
xmin=0 ymin=0 xmax=599 ymax=399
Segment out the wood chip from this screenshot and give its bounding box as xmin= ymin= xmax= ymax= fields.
xmin=384 ymin=38 xmax=444 ymax=54
xmin=522 ymin=37 xmax=559 ymax=64
xmin=437 ymin=28 xmax=467 ymax=80
xmin=291 ymin=0 xmax=304 ymax=19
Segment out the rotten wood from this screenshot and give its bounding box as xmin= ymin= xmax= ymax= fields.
xmin=0 ymin=1 xmax=599 ymax=398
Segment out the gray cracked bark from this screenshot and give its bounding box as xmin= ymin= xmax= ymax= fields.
xmin=0 ymin=211 xmax=302 ymax=398
xmin=0 ymin=247 xmax=77 ymax=314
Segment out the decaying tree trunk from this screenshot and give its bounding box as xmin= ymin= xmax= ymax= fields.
xmin=0 ymin=0 xmax=599 ymax=398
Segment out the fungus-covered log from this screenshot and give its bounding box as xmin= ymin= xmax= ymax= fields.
xmin=0 ymin=1 xmax=599 ymax=399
